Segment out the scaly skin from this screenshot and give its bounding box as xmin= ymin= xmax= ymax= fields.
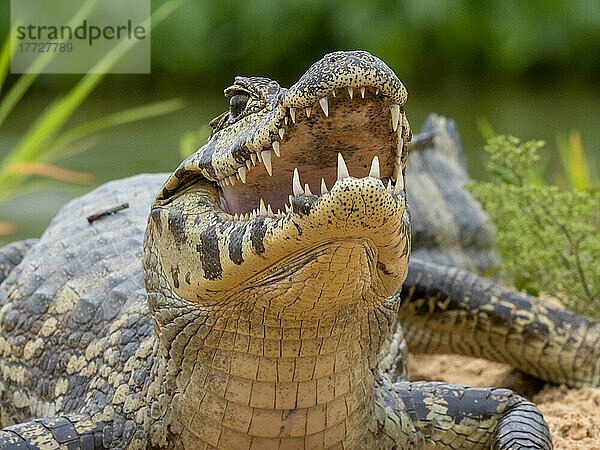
xmin=0 ymin=51 xmax=597 ymax=449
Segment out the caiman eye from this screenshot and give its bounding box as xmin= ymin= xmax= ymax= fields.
xmin=229 ymin=94 xmax=249 ymax=118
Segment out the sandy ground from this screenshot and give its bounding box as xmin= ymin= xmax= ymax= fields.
xmin=409 ymin=353 xmax=600 ymax=449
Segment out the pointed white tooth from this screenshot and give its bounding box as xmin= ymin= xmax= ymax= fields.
xmin=285 ymin=204 xmax=292 ymax=214
xmin=256 ymin=151 xmax=262 ymax=163
xmin=250 ymin=153 xmax=257 ymax=166
xmin=229 ymin=175 xmax=236 ymax=186
xmin=375 ymin=89 xmax=379 ymax=96
xmin=305 ymin=107 xmax=311 ymax=118
xmin=246 ymin=160 xmax=252 ymax=170
xmin=369 ymin=156 xmax=380 ymax=178
xmin=320 ymin=178 xmax=328 ymax=195
xmin=267 ymin=204 xmax=274 ymax=217
xmin=386 ymin=180 xmax=393 ymax=193
xmin=261 ymin=150 xmax=273 ymax=176
xmin=395 ymin=174 xmax=404 ymax=194
xmin=238 ymin=166 xmax=247 ymax=183
xmin=304 ymin=183 xmax=313 ymax=196
xmin=243 ymin=213 xmax=248 ymax=221
xmin=360 ymin=87 xmax=365 ymax=98
xmin=259 ymin=199 xmax=267 ymax=216
xmin=284 ymin=117 xmax=289 ymax=126
xmin=234 ymin=213 xmax=239 ymax=221
xmin=235 ymin=172 xmax=240 ymax=180
xmin=337 ymin=153 xmax=349 ymax=180
xmin=331 ymin=89 xmax=336 ymax=97
xmin=292 ymin=168 xmax=304 ymax=196
xmin=289 ymin=194 xmax=293 ymax=205
xmin=319 ymin=97 xmax=329 ymax=117
xmin=347 ymin=87 xmax=353 ymax=99
xmin=278 ymin=128 xmax=285 ymax=139
xmin=390 ymin=104 xmax=400 ymax=132
xmin=272 ymin=140 xmax=280 ymax=157
xmin=289 ymin=107 xmax=296 ymax=123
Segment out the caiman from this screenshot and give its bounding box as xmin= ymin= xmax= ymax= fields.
xmin=0 ymin=51 xmax=598 ymax=449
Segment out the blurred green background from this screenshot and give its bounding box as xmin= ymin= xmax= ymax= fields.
xmin=1 ymin=0 xmax=599 ymax=245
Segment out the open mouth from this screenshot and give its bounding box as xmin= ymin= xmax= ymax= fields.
xmin=216 ymin=86 xmax=407 ymax=220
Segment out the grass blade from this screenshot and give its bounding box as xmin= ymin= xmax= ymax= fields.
xmin=0 ymin=25 xmax=18 ymax=96
xmin=45 ymin=98 xmax=184 ymax=160
xmin=0 ymin=0 xmax=184 ymax=199
xmin=0 ymin=0 xmax=99 ymax=129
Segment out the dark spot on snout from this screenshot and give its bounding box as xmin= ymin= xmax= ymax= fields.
xmin=195 ymin=225 xmax=222 ymax=280
xmin=167 ymin=206 xmax=187 ymax=247
xmin=250 ymin=217 xmax=268 ymax=254
xmin=229 ymin=225 xmax=246 ymax=265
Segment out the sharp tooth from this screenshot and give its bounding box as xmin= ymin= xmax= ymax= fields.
xmin=243 ymin=213 xmax=248 ymax=221
xmin=251 ymin=210 xmax=257 ymax=219
xmin=222 ymin=177 xmax=229 ymax=186
xmin=305 ymin=107 xmax=311 ymax=118
xmin=278 ymin=128 xmax=285 ymax=139
xmin=238 ymin=166 xmax=247 ymax=183
xmin=256 ymin=151 xmax=262 ymax=163
xmin=395 ymin=173 xmax=404 ymax=193
xmin=246 ymin=160 xmax=252 ymax=170
xmin=304 ymin=183 xmax=313 ymax=196
xmin=292 ymin=168 xmax=304 ymax=196
xmin=390 ymin=104 xmax=400 ymax=132
xmin=250 ymin=153 xmax=257 ymax=166
xmin=347 ymin=87 xmax=353 ymax=99
xmin=375 ymin=89 xmax=379 ymax=96
xmin=229 ymin=175 xmax=236 ymax=186
xmin=386 ymin=180 xmax=393 ymax=193
xmin=319 ymin=97 xmax=329 ymax=117
xmin=320 ymin=178 xmax=328 ymax=195
xmin=360 ymin=87 xmax=365 ymax=98
xmin=261 ymin=150 xmax=273 ymax=176
xmin=284 ymin=117 xmax=288 ymax=126
xmin=234 ymin=213 xmax=239 ymax=221
xmin=289 ymin=107 xmax=296 ymax=123
xmin=259 ymin=199 xmax=267 ymax=216
xmin=337 ymin=153 xmax=349 ymax=180
xmin=369 ymin=156 xmax=380 ymax=178
xmin=272 ymin=140 xmax=280 ymax=157
xmin=267 ymin=204 xmax=274 ymax=217
xmin=285 ymin=204 xmax=292 ymax=214
xmin=289 ymin=194 xmax=293 ymax=205
xmin=235 ymin=172 xmax=240 ymax=180
xmin=331 ymin=89 xmax=336 ymax=97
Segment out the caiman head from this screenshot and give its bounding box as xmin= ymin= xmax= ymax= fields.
xmin=144 ymin=50 xmax=411 ymax=321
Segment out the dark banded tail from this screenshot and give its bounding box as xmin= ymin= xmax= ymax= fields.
xmin=399 ymin=259 xmax=600 ymax=387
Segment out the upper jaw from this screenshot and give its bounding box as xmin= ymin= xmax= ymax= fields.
xmin=156 ymin=51 xmax=409 ymax=204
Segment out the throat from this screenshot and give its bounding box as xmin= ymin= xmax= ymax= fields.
xmin=154 ymin=300 xmax=398 ymax=448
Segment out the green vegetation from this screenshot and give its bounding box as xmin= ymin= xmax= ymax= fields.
xmin=3 ymin=1 xmax=599 ymax=90
xmin=468 ymin=135 xmax=600 ymax=317
xmin=0 ymin=0 xmax=183 ymax=235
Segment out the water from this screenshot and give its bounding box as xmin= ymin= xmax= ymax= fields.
xmin=1 ymin=81 xmax=599 ymax=246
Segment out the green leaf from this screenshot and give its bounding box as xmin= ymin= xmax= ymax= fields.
xmin=46 ymin=98 xmax=185 ymax=161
